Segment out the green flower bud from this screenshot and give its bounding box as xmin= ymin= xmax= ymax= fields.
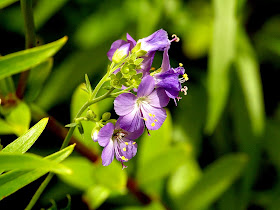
xmin=102 ymin=112 xmax=111 ymax=121
xmin=86 ymin=109 xmax=96 ymax=121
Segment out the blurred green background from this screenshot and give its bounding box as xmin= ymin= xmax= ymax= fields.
xmin=1 ymin=0 xmax=280 ymax=209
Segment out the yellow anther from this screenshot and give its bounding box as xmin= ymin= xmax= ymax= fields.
xmin=123 ymin=147 xmax=126 ymax=152
xmin=149 ymin=113 xmax=152 ymax=117
xmin=152 ymin=114 xmax=155 ymax=118
xmin=133 ymin=142 xmax=136 ymax=144
xmin=121 ymin=156 xmax=128 ymax=161
xmin=179 ymin=63 xmax=183 ymax=67
xmin=183 ymin=74 xmax=189 ymax=81
xmin=151 ymin=67 xmax=155 ymax=70
xmin=154 ymin=119 xmax=158 ymax=122
xmin=125 ymin=142 xmax=129 ymax=145
xmin=143 ymin=118 xmax=147 ymax=121
xmin=151 ymin=122 xmax=155 ymax=127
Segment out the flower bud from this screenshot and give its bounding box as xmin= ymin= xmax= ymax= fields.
xmin=112 ymin=43 xmax=130 ymax=64
xmin=91 ymin=126 xmax=101 ymax=142
xmin=86 ymin=109 xmax=96 ymax=121
xmin=102 ymin=112 xmax=111 ymax=121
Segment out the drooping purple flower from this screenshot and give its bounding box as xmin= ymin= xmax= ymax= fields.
xmin=153 ymin=48 xmax=188 ymax=101
xmin=95 ymin=121 xmax=143 ymax=168
xmin=137 ymin=29 xmax=170 ymax=52
xmin=114 ymin=75 xmax=170 ymax=132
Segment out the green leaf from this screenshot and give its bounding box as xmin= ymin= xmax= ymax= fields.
xmin=2 ymin=117 xmax=48 ymax=153
xmin=137 ymin=145 xmax=190 ymax=186
xmin=25 ymin=58 xmax=53 ymax=102
xmin=34 ymin=0 xmax=69 ymax=29
xmin=0 ymin=144 xmax=75 ymax=200
xmin=177 ymin=154 xmax=248 ymax=210
xmin=0 ymin=36 xmax=67 ymax=80
xmin=5 ymin=102 xmax=31 ymax=136
xmin=58 ymin=157 xmax=96 ymax=190
xmin=0 ymin=153 xmax=71 ymax=174
xmin=167 ymin=158 xmax=201 ymax=199
xmin=83 ymin=185 xmax=110 ymax=209
xmin=205 ymin=0 xmax=237 ymax=134
xmin=0 ymin=0 xmax=18 ymax=9
xmin=235 ymin=28 xmax=265 ymax=135
xmin=95 ymin=161 xmax=127 ymax=192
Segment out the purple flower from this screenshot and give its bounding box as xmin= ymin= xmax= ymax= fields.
xmin=107 ymin=33 xmax=136 ymax=61
xmin=154 ymin=48 xmax=188 ymax=101
xmin=114 ymin=75 xmax=170 ymax=132
xmin=137 ymin=29 xmax=170 ymax=52
xmin=95 ymin=121 xmax=143 ymax=168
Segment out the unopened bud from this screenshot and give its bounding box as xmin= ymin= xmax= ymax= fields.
xmin=91 ymin=126 xmax=101 ymax=142
xmin=112 ymin=43 xmax=130 ymax=63
xmin=86 ymin=109 xmax=96 ymax=121
xmin=102 ymin=112 xmax=111 ymax=121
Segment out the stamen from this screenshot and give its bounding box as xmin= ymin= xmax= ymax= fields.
xmin=154 ymin=119 xmax=158 ymax=122
xmin=123 ymin=147 xmax=127 ymax=152
xmin=121 ymin=156 xmax=128 ymax=161
xmin=152 ymin=114 xmax=155 ymax=118
xmin=143 ymin=118 xmax=147 ymax=121
xmin=133 ymin=142 xmax=136 ymax=145
xmin=151 ymin=122 xmax=155 ymax=127
xmin=179 ymin=63 xmax=183 ymax=67
xmin=171 ymin=34 xmax=180 ymax=42
xmin=151 ymin=67 xmax=155 ymax=70
xmin=149 ymin=113 xmax=152 ymax=117
xmin=181 ymin=86 xmax=188 ymax=95
xmin=183 ymin=73 xmax=189 ymax=81
xmin=125 ymin=142 xmax=129 ymax=145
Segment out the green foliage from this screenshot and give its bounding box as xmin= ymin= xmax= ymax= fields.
xmin=0 ymin=145 xmax=75 ymax=200
xmin=0 ymin=37 xmax=67 ymax=80
xmin=0 ymin=0 xmax=18 ymax=9
xmin=176 ymin=154 xmax=248 ymax=210
xmin=206 ymin=0 xmax=237 ymax=134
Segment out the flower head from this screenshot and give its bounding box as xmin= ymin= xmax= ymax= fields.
xmin=95 ymin=121 xmax=143 ymax=168
xmin=153 ymin=48 xmax=188 ymax=103
xmin=114 ymin=75 xmax=169 ymax=132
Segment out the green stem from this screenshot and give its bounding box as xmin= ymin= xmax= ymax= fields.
xmin=21 ymin=0 xmax=36 ymax=49
xmin=17 ymin=0 xmax=36 ymax=99
xmin=25 ymin=88 xmax=114 ymax=210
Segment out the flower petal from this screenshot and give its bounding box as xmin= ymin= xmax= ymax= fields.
xmin=118 ymin=109 xmax=144 ymax=132
xmin=147 ymin=88 xmax=170 ymax=107
xmin=101 ymin=139 xmax=114 ymax=166
xmin=107 ymin=39 xmax=127 ymax=61
xmin=140 ymin=51 xmax=155 ymax=76
xmin=141 ymin=104 xmax=167 ymax=130
xmin=97 ymin=123 xmax=114 ymax=147
xmin=126 ymin=33 xmax=136 ymax=47
xmin=161 ymin=47 xmax=170 ymax=72
xmin=138 ymin=29 xmax=170 ymax=52
xmin=137 ymin=75 xmax=155 ymax=97
xmin=114 ymin=93 xmax=137 ymax=116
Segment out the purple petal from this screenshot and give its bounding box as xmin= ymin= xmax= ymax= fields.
xmin=97 ymin=123 xmax=114 ymax=147
xmin=119 ymin=141 xmax=138 ymax=160
xmin=161 ymin=47 xmax=170 ymax=72
xmin=101 ymin=139 xmax=115 ymax=166
xmin=114 ymin=93 xmax=137 ymax=116
xmin=137 ymin=75 xmax=155 ymax=97
xmin=138 ymin=29 xmax=170 ymax=52
xmin=125 ymin=126 xmax=144 ymax=140
xmin=118 ymin=109 xmax=144 ymax=132
xmin=140 ymin=51 xmax=156 ymax=76
xmin=141 ymin=104 xmax=167 ymax=130
xmin=126 ymin=33 xmax=136 ymax=47
xmin=107 ymin=39 xmax=127 ymax=61
xmin=147 ymin=88 xmax=170 ymax=107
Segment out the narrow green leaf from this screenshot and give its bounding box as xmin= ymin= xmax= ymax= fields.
xmin=205 ymin=0 xmax=237 ymax=134
xmin=0 ymin=144 xmax=75 ymax=200
xmin=0 ymin=36 xmax=67 ymax=80
xmin=0 ymin=153 xmax=71 ymax=174
xmin=235 ymin=28 xmax=265 ymax=135
xmin=0 ymin=0 xmax=18 ymax=9
xmin=2 ymin=118 xmax=48 ymax=153
xmin=177 ymin=154 xmax=248 ymax=210
xmin=5 ymin=102 xmax=31 ymax=136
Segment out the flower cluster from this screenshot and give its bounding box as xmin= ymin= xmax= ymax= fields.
xmin=93 ymin=29 xmax=189 ymax=168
